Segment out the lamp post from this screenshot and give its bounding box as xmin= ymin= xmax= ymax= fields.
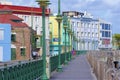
xmin=67 ymin=20 xmax=71 ymax=61
xmin=77 ymin=32 xmax=79 ymax=55
xmin=36 ymin=0 xmax=50 ymax=80
xmin=73 ymin=34 xmax=75 ymax=49
xmin=56 ymin=0 xmax=62 ymax=72
xmin=63 ymin=15 xmax=68 ymax=64
xmin=77 ymin=32 xmax=79 ymax=51
xmin=67 ymin=29 xmax=71 ymax=61
xmin=64 ymin=25 xmax=68 ymax=64
xmin=70 ymin=31 xmax=73 ymax=59
xmin=49 ymin=22 xmax=53 ymax=55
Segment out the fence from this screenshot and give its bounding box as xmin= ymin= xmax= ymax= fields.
xmin=0 ymin=51 xmax=82 ymax=80
xmin=50 ymin=52 xmax=72 ymax=72
xmin=0 ymin=59 xmax=43 ymax=80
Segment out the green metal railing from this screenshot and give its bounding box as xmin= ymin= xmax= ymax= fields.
xmin=50 ymin=52 xmax=71 ymax=72
xmin=76 ymin=50 xmax=87 ymax=55
xmin=0 ymin=59 xmax=43 ymax=80
xmin=66 ymin=52 xmax=70 ymax=61
xmin=60 ymin=53 xmax=65 ymax=65
xmin=50 ymin=55 xmax=59 ymax=72
xmin=0 ymin=50 xmax=85 ymax=80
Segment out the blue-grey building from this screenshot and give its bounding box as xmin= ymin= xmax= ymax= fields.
xmin=99 ymin=20 xmax=112 ymax=50
xmin=0 ymin=24 xmax=11 ymax=62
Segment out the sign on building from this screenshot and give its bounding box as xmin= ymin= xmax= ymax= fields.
xmin=53 ymin=38 xmax=59 ymax=42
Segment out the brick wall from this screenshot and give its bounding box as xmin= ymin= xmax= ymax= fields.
xmin=12 ymin=27 xmax=31 ymax=60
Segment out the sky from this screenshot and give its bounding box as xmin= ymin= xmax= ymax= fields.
xmin=9 ymin=0 xmax=120 ymax=34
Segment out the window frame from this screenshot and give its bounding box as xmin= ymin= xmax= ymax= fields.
xmin=0 ymin=29 xmax=4 ymax=40
xmin=20 ymin=47 xmax=26 ymax=56
xmin=11 ymin=33 xmax=16 ymax=42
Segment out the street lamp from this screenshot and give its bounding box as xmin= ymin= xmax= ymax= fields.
xmin=63 ymin=15 xmax=68 ymax=64
xmin=77 ymin=32 xmax=79 ymax=51
xmin=56 ymin=0 xmax=62 ymax=72
xmin=36 ymin=0 xmax=50 ymax=80
xmin=63 ymin=25 xmax=68 ymax=64
xmin=49 ymin=22 xmax=53 ymax=55
xmin=67 ymin=28 xmax=71 ymax=61
xmin=73 ymin=34 xmax=75 ymax=49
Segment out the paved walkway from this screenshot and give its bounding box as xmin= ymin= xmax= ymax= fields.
xmin=50 ymin=55 xmax=96 ymax=80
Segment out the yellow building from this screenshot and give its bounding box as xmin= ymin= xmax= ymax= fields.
xmin=49 ymin=16 xmax=62 ymax=55
xmin=49 ymin=16 xmax=72 ymax=55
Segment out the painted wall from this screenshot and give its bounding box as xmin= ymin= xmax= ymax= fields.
xmin=49 ymin=16 xmax=72 ymax=55
xmin=49 ymin=16 xmax=59 ymax=45
xmin=0 ymin=24 xmax=11 ymax=62
xmin=70 ymin=17 xmax=99 ymax=50
xmin=49 ymin=16 xmax=64 ymax=55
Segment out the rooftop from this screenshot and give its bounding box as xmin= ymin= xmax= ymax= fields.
xmin=0 ymin=4 xmax=50 ymax=16
xmin=0 ymin=13 xmax=28 ymax=27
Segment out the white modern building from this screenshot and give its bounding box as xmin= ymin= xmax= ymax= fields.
xmin=63 ymin=11 xmax=112 ymax=50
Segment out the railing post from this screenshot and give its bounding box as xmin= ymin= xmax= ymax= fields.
xmin=46 ymin=56 xmax=51 ymax=79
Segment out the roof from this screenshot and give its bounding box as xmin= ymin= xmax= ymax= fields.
xmin=0 ymin=4 xmax=50 ymax=16
xmin=0 ymin=14 xmax=28 ymax=27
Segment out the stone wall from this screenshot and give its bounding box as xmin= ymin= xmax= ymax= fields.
xmin=87 ymin=51 xmax=120 ymax=80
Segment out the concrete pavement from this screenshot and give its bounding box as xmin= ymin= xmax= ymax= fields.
xmin=50 ymin=55 xmax=96 ymax=80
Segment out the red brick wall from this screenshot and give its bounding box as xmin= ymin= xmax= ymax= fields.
xmin=12 ymin=27 xmax=31 ymax=60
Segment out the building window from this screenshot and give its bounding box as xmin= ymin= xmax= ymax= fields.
xmin=11 ymin=34 xmax=16 ymax=42
xmin=88 ymin=32 xmax=90 ymax=37
xmin=0 ymin=46 xmax=3 ymax=60
xmin=20 ymin=48 xmax=26 ymax=56
xmin=35 ymin=16 xmax=37 ymax=22
xmin=92 ymin=24 xmax=95 ymax=29
xmin=109 ymin=25 xmax=111 ymax=30
xmin=85 ymin=32 xmax=87 ymax=37
xmin=92 ymin=33 xmax=94 ymax=37
xmin=11 ymin=48 xmax=16 ymax=60
xmin=81 ymin=23 xmax=83 ymax=27
xmin=96 ymin=33 xmax=98 ymax=37
xmin=95 ymin=24 xmax=98 ymax=29
xmin=81 ymin=32 xmax=83 ymax=37
xmin=24 ymin=16 xmax=27 ymax=21
xmin=102 ymin=31 xmax=104 ymax=37
xmin=88 ymin=23 xmax=90 ymax=28
xmin=102 ymin=24 xmax=104 ymax=29
xmin=105 ymin=24 xmax=109 ymax=30
xmin=82 ymin=23 xmax=84 ymax=28
xmin=77 ymin=22 xmax=79 ymax=27
xmin=72 ymin=22 xmax=75 ymax=26
xmin=108 ymin=32 xmax=111 ymax=37
xmin=0 ymin=29 xmax=4 ymax=40
xmin=105 ymin=31 xmax=109 ymax=37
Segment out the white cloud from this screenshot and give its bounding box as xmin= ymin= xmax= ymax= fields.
xmin=85 ymin=0 xmax=96 ymax=2
xmin=11 ymin=0 xmax=37 ymax=6
xmin=103 ymin=0 xmax=120 ymax=6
